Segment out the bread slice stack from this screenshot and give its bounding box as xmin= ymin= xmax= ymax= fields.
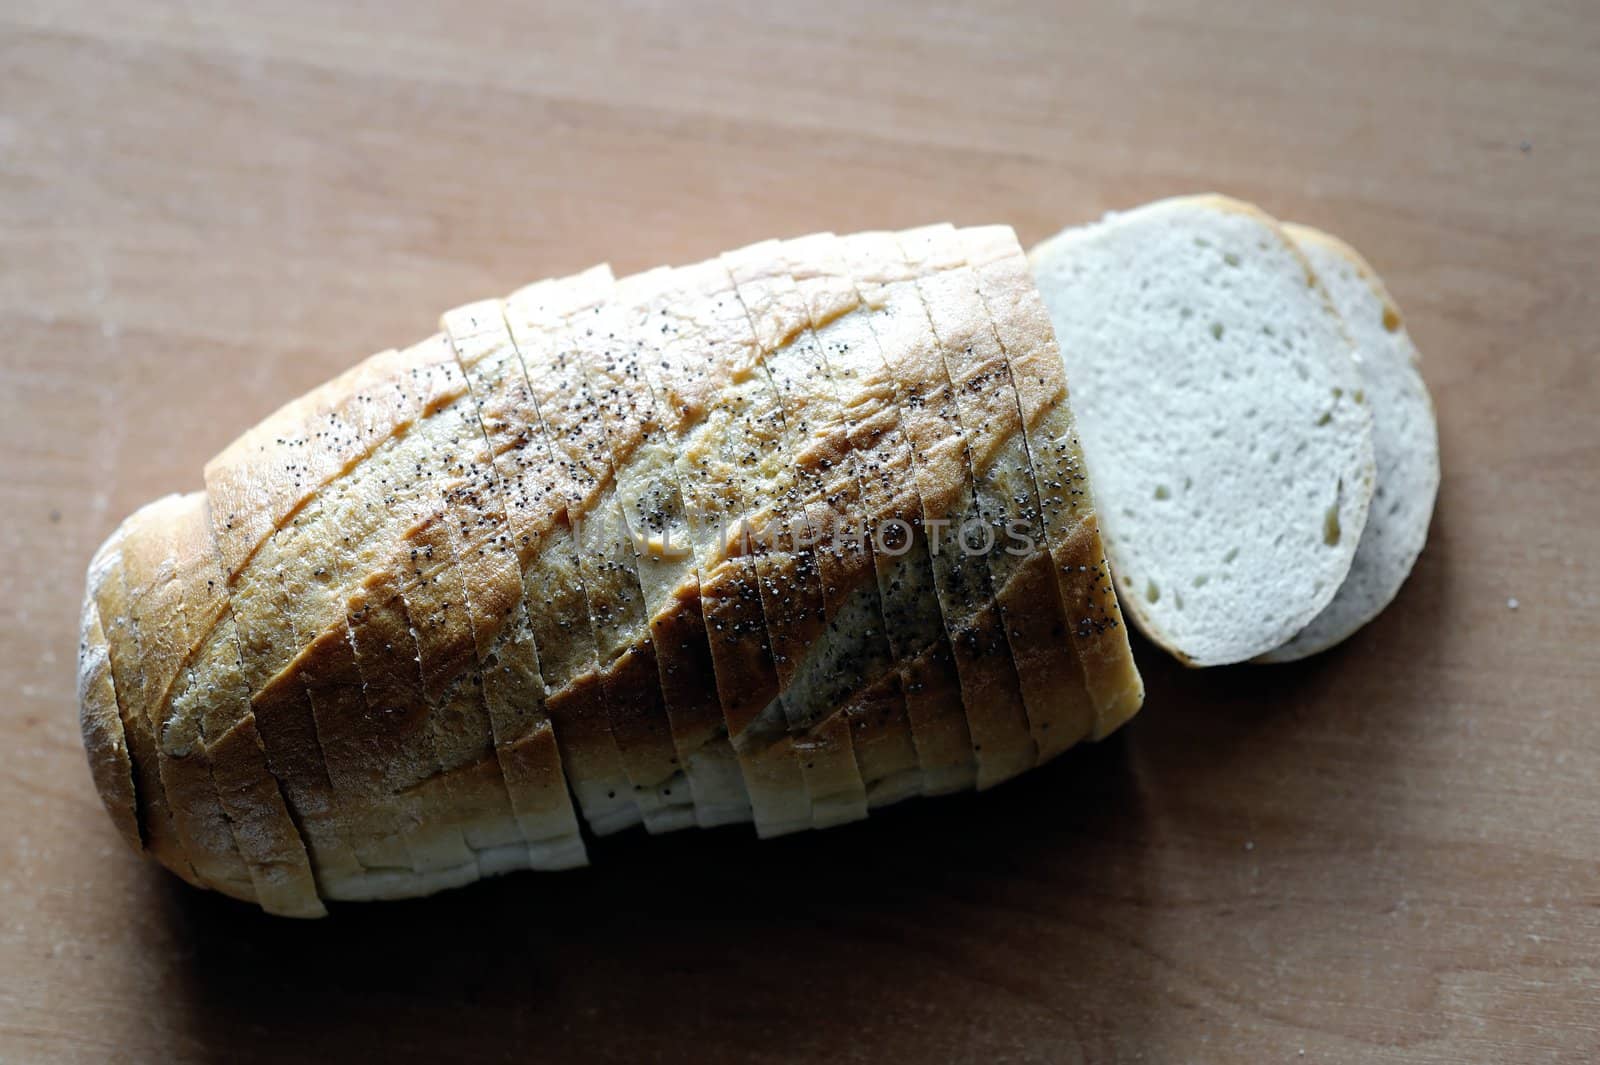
xmin=79 ymin=226 xmax=1145 ymax=915
xmin=1029 ymin=195 xmax=1439 ymax=668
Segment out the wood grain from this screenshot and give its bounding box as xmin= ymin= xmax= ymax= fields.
xmin=2 ymin=1 xmax=1597 ymax=1061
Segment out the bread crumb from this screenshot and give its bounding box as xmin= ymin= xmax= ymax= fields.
xmin=1507 ymin=597 xmax=1520 ymax=610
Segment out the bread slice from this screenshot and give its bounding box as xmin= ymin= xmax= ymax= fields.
xmin=76 ymin=586 xmax=143 ymax=856
xmin=118 ymin=493 xmax=256 ymax=899
xmin=958 ymin=226 xmax=1144 ymax=738
xmin=1257 ymin=225 xmax=1440 ymax=662
xmin=720 ymin=243 xmax=877 ymax=826
xmin=621 ymin=258 xmax=816 ymax=837
xmin=502 ymin=277 xmax=700 ymax=832
xmin=567 ymin=268 xmax=752 ymax=828
xmin=206 ymin=338 xmax=456 ymax=877
xmin=370 ymin=359 xmax=549 ymax=873
xmin=177 ymin=504 xmax=328 ymax=914
xmin=86 ymin=525 xmax=203 ymax=886
xmin=842 ymin=232 xmax=1039 ymax=787
xmin=269 ymin=338 xmax=480 ymax=878
xmin=731 ymin=240 xmax=938 ymax=817
xmin=1028 ymin=194 xmax=1375 ymax=666
xmin=781 ymin=232 xmax=978 ymax=797
xmin=446 ymin=287 xmax=641 ymax=840
xmin=426 ymin=303 xmax=590 ymax=865
xmin=900 ymin=225 xmax=1098 ymax=758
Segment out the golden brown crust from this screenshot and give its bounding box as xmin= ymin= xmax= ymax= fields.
xmin=206 ymin=347 xmax=410 ymax=582
xmin=505 ymin=276 xmax=694 ymax=828
xmin=396 ymin=511 xmax=524 ymax=858
xmin=575 ymin=268 xmax=752 ymax=826
xmin=445 ymin=292 xmax=626 ymax=838
xmin=784 ymin=232 xmax=977 ymax=794
xmin=722 ymin=240 xmax=875 ymax=822
xmin=83 ymin=226 xmax=1130 ymax=910
xmin=959 ymin=226 xmax=1145 ymax=739
xmin=454 ymin=285 xmax=640 ymax=835
xmin=88 ymin=524 xmax=204 ymax=886
xmin=1281 ymin=223 xmax=1407 ymax=334
xmin=900 ymin=225 xmax=1097 ymax=758
xmin=439 ymin=301 xmax=591 ymax=857
xmin=502 ymin=273 xmax=678 ymax=830
xmin=202 ymin=715 xmax=327 ymax=915
xmin=841 ymin=232 xmax=1038 ymax=788
xmin=118 ymin=493 xmax=256 ymax=900
xmin=203 ymin=336 xmax=471 ymax=877
xmin=77 ymin=588 xmax=144 ymax=856
xmin=175 ymin=506 xmax=328 ymax=916
xmin=620 ymin=258 xmax=814 ymax=836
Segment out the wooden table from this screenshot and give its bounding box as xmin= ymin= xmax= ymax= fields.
xmin=3 ymin=1 xmax=1596 ymax=1061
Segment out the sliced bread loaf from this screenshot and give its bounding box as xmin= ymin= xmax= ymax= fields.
xmin=1028 ymin=194 xmax=1375 ymax=666
xmin=1257 ymin=225 xmax=1440 ymax=662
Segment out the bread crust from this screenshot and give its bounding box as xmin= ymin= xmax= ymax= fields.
xmin=628 ymin=258 xmax=815 ymax=836
xmin=961 ymin=226 xmax=1145 ymax=738
xmin=568 ymin=267 xmax=751 ymax=828
xmin=901 ymin=226 xmax=1098 ymax=759
xmin=440 ymin=299 xmax=591 ymax=861
xmin=118 ymin=493 xmax=256 ymax=899
xmin=504 ymin=273 xmax=696 ymax=831
xmin=784 ymin=232 xmax=977 ymax=796
xmin=206 ymin=336 xmax=467 ymax=876
xmin=76 ymin=586 xmax=143 ymax=856
xmin=722 ymin=240 xmax=878 ymax=825
xmin=838 ymin=233 xmax=1039 ymax=788
xmin=206 ymin=347 xmax=410 ymax=582
xmin=177 ymin=512 xmax=327 ymax=914
xmin=449 ymin=284 xmax=640 ymax=836
xmin=88 ymin=525 xmax=203 ymax=886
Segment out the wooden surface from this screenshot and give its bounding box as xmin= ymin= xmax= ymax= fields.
xmin=3 ymin=1 xmax=1597 ymax=1061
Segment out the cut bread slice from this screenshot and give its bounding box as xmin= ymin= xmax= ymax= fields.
xmin=450 ymin=285 xmax=642 ymax=839
xmin=1257 ymin=225 xmax=1440 ymax=662
xmin=842 ymin=232 xmax=1039 ymax=787
xmin=271 ymin=339 xmax=479 ymax=878
xmin=727 ymin=240 xmax=933 ymax=819
xmin=180 ymin=504 xmax=329 ymax=914
xmin=718 ymin=245 xmax=874 ymax=827
xmin=784 ymin=232 xmax=978 ymax=796
xmin=76 ymin=585 xmax=143 ymax=856
xmin=958 ymin=226 xmax=1144 ymax=740
xmin=1029 ymin=194 xmax=1375 ymax=667
xmin=207 ymin=339 xmax=458 ymax=877
xmin=368 ymin=372 xmax=542 ymax=873
xmin=566 ymin=268 xmax=753 ymax=829
xmin=900 ymin=225 xmax=1098 ymax=758
xmin=86 ymin=526 xmax=203 ymax=886
xmin=428 ymin=303 xmax=591 ymax=865
xmin=502 ymin=277 xmax=699 ymax=832
xmin=621 ymin=258 xmax=816 ymax=837
xmin=729 ymin=238 xmax=928 ymax=805
xmin=118 ymin=493 xmax=256 ymax=899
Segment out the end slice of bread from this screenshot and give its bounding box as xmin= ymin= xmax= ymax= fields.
xmin=1029 ymin=194 xmax=1375 ymax=666
xmin=1256 ymin=225 xmax=1441 ymax=662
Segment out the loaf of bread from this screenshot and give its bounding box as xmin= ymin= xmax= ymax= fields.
xmin=79 ymin=226 xmax=1144 ymax=916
